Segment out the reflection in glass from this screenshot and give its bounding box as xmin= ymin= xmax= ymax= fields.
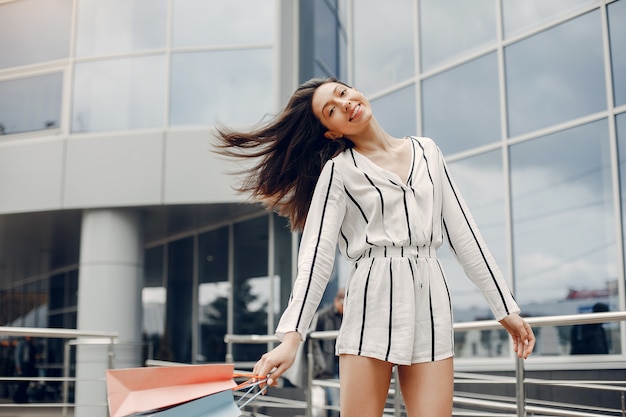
xmin=173 ymin=0 xmax=274 ymax=47
xmin=505 ymin=11 xmax=605 ymax=137
xmin=75 ymin=0 xmax=166 ymax=57
xmin=312 ymin=0 xmax=345 ymax=79
xmin=353 ymin=0 xmax=414 ymax=95
xmin=72 ymin=55 xmax=166 ymax=132
xmin=273 ymin=214 xmax=293 ymax=320
xmin=419 ymin=0 xmax=495 ymax=71
xmin=422 ymin=53 xmax=500 ymax=155
xmin=371 ymin=84 xmax=416 ymax=139
xmin=233 ymin=216 xmax=269 ymax=362
xmin=170 ymin=49 xmax=273 ymax=127
xmin=608 ymin=0 xmax=626 ymax=107
xmin=198 ymin=227 xmax=230 ymax=363
xmin=0 ymin=73 xmax=63 ymax=135
xmin=510 ymin=120 xmax=618 ymax=356
xmin=502 ymin=0 xmax=597 ymax=38
xmin=0 ymin=0 xmax=71 ymax=69
xmin=165 ymin=237 xmax=194 ymax=363
xmin=437 ymin=150 xmax=509 ymax=358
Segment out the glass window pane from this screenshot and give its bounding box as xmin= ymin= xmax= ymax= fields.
xmin=173 ymin=0 xmax=274 ymax=47
xmin=422 ymin=53 xmax=500 ymax=155
xmin=354 ymin=0 xmax=414 ymax=95
xmin=608 ymin=0 xmax=626 ymax=107
xmin=72 ymin=55 xmax=166 ymax=132
xmin=274 ymin=214 xmax=293 ymax=320
xmin=314 ymin=0 xmax=339 ymax=77
xmin=438 ymin=151 xmax=508 ymax=358
xmin=510 ymin=119 xmax=618 ymax=356
xmin=0 ymin=0 xmax=71 ymax=69
xmin=170 ymin=49 xmax=273 ymax=127
xmin=371 ymin=84 xmax=416 ymax=139
xmin=505 ymin=11 xmax=606 ymax=137
xmin=75 ymin=0 xmax=167 ymax=57
xmin=0 ymin=73 xmax=63 ymax=135
xmin=502 ymin=0 xmax=597 ymax=38
xmin=419 ymin=0 xmax=496 ymax=72
xmin=233 ymin=216 xmax=269 ymax=362
xmin=198 ymin=227 xmax=229 ymax=363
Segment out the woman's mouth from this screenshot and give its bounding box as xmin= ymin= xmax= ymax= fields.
xmin=349 ymin=104 xmax=361 ymax=121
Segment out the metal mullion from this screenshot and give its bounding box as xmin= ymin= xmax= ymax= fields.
xmin=600 ymin=0 xmax=626 ymax=355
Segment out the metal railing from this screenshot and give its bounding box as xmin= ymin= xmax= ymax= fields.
xmin=0 ymin=326 xmax=118 ymax=417
xmin=225 ymin=311 xmax=626 ymax=417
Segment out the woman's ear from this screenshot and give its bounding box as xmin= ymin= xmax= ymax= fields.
xmin=324 ymin=131 xmax=343 ymax=140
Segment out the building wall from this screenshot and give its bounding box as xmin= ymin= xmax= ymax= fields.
xmin=1 ymin=0 xmax=625 ymax=388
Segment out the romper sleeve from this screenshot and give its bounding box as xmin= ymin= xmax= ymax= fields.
xmin=275 ymin=159 xmax=347 ymax=341
xmin=436 ymin=143 xmax=521 ymax=321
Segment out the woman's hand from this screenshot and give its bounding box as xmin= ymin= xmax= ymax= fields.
xmin=253 ymin=331 xmax=301 ymax=389
xmin=499 ymin=313 xmax=535 ymax=359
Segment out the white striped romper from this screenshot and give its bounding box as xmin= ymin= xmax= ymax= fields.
xmin=275 ymin=136 xmax=520 ymax=365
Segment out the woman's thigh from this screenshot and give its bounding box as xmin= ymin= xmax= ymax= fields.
xmin=397 ymin=357 xmax=454 ymax=417
xmin=339 ymin=354 xmax=394 ymax=417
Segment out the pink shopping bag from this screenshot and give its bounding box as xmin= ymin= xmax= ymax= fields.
xmin=106 ymin=363 xmax=240 ymax=417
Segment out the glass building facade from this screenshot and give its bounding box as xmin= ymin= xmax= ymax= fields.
xmin=0 ymin=3 xmax=624 ymax=410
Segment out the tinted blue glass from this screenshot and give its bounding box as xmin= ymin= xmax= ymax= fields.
xmin=354 ymin=0 xmax=414 ymax=95
xmin=420 ymin=0 xmax=496 ymax=71
xmin=72 ymin=55 xmax=166 ymax=132
xmin=608 ymin=0 xmax=626 ymax=106
xmin=0 ymin=73 xmax=63 ymax=135
xmin=314 ymin=0 xmax=339 ymax=76
xmin=173 ymin=0 xmax=274 ymax=47
xmin=0 ymin=0 xmax=71 ymax=69
xmin=170 ymin=49 xmax=273 ymax=127
xmin=422 ymin=53 xmax=500 ymax=155
xmin=502 ymin=0 xmax=597 ymax=38
xmin=75 ymin=0 xmax=167 ymax=57
xmin=505 ymin=10 xmax=606 ymax=137
xmin=371 ymin=84 xmax=416 ymax=139
xmin=510 ymin=120 xmax=616 ymax=315
xmin=617 ymin=112 xmax=626 ymax=268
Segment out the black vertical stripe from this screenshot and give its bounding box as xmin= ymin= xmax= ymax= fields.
xmin=429 ymin=285 xmax=435 ymax=361
xmin=416 ymin=139 xmax=436 ymax=244
xmin=391 ymin=179 xmax=412 ymax=245
xmin=436 ymin=260 xmax=454 ymax=349
xmin=406 ymin=137 xmax=416 ymax=186
xmin=363 ymin=172 xmax=385 ymax=219
xmin=442 ymin=162 xmax=510 ymax=314
xmin=358 ymin=258 xmax=375 ymax=355
xmin=295 ymin=162 xmax=336 ymax=330
xmin=385 ymin=260 xmax=393 ymax=362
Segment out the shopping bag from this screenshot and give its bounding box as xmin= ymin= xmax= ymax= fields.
xmin=128 ymin=390 xmax=240 ymax=417
xmin=106 ymin=363 xmax=239 ymax=417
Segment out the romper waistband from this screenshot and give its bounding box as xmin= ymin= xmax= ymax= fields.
xmin=360 ymin=246 xmax=436 ymax=259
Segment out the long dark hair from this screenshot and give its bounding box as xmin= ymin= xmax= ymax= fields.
xmin=213 ymin=77 xmax=353 ymax=231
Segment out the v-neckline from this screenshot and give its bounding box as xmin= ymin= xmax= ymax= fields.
xmin=353 ymin=137 xmax=414 ymax=186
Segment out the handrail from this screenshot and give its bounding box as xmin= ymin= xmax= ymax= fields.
xmin=0 ymin=326 xmax=119 ymax=417
xmin=225 ymin=311 xmax=626 ymax=417
xmin=0 ymin=326 xmax=118 ymax=340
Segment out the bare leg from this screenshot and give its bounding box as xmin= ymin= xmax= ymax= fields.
xmin=339 ymin=354 xmax=394 ymax=417
xmin=397 ymin=357 xmax=454 ymax=417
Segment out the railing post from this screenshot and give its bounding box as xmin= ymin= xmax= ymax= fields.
xmin=306 ymin=337 xmax=313 ymax=417
xmin=62 ymin=340 xmax=71 ymax=417
xmin=393 ymin=365 xmax=402 ymax=416
xmin=516 ymin=357 xmax=526 ymax=417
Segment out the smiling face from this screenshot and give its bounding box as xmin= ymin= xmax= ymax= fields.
xmin=311 ymin=81 xmax=372 ymax=140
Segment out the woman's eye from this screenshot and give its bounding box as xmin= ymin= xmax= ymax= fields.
xmin=340 ymin=89 xmax=346 ymax=96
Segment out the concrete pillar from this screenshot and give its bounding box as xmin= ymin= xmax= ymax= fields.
xmin=75 ymin=209 xmax=144 ymax=417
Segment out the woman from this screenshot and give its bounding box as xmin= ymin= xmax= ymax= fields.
xmin=215 ymin=78 xmax=535 ymax=417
